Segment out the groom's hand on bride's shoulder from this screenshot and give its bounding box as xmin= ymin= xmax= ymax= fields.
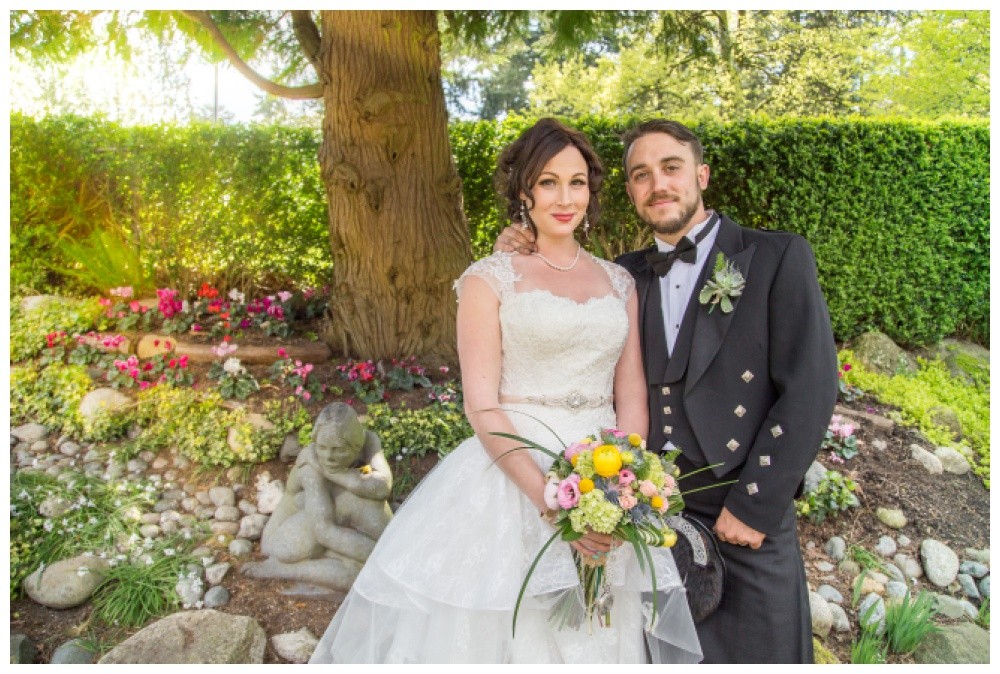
xmin=494 ymin=225 xmax=536 ymax=255
xmin=713 ymin=507 xmax=766 ymax=550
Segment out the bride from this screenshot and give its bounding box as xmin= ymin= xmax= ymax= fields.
xmin=309 ymin=118 xmax=701 ymax=664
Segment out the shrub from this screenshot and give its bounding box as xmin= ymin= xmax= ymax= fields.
xmin=364 ymin=401 xmax=473 ymax=461
xmin=884 ymin=590 xmax=940 ymax=654
xmin=10 ymin=363 xmax=93 ymax=436
xmin=10 ymin=296 xmax=103 ymax=363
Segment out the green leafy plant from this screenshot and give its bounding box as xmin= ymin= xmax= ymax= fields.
xmin=850 ymin=629 xmax=888 ymax=664
xmin=385 ymin=356 xmax=433 ymax=391
xmin=841 ymin=350 xmax=990 ymax=486
xmin=268 ymin=349 xmax=330 ymax=402
xmin=883 ymin=590 xmax=940 ymax=654
xmin=9 ymin=471 xmax=157 ymax=599
xmin=10 ymin=362 xmax=93 ymax=436
xmin=208 ymin=356 xmax=259 ymax=400
xmin=976 ymin=597 xmax=990 ymax=629
xmin=91 ymin=537 xmax=201 ymax=627
xmin=52 ymin=228 xmax=156 ymax=296
xmin=795 ymin=470 xmax=859 ymax=523
xmin=10 ymin=296 xmax=103 ymax=363
xmin=821 ymin=414 xmax=860 ymax=461
xmin=263 ymin=397 xmax=314 ymax=447
xmin=849 ymin=544 xmax=888 ymax=574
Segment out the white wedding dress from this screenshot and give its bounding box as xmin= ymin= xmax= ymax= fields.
xmin=309 ymin=252 xmax=702 ymax=664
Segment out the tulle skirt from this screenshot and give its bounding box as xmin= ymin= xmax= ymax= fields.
xmin=309 ymin=404 xmax=702 ymax=664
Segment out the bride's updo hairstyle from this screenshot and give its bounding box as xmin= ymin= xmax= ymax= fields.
xmin=494 ymin=118 xmax=604 ymax=235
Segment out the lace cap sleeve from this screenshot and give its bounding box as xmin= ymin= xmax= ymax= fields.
xmin=453 ymin=252 xmax=520 ymax=302
xmin=594 ymin=257 xmax=635 ymax=301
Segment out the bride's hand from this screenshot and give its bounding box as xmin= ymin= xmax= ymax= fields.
xmin=569 ymin=530 xmax=620 ymax=566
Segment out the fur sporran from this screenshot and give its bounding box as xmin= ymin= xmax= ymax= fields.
xmin=665 ymin=513 xmax=725 ymax=622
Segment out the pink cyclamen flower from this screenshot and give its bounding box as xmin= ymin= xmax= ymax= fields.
xmin=618 ymin=469 xmax=636 ymax=486
xmin=277 ymin=290 xmax=293 ymax=303
xmin=639 ymin=480 xmax=658 ymax=498
xmin=277 ymin=348 xmax=288 ymax=358
xmin=843 ymin=363 xmax=852 ymax=372
xmin=838 ymin=423 xmax=855 ymax=439
xmin=619 ymin=492 xmax=638 ymax=510
xmin=138 ymin=381 xmax=151 ymax=390
xmin=302 ymin=391 xmax=312 ymax=401
xmin=557 ymin=478 xmax=581 ymax=509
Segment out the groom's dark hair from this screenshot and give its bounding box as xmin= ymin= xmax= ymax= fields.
xmin=621 ymin=120 xmax=705 ymax=174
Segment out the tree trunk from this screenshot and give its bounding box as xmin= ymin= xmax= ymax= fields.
xmin=318 ymin=10 xmax=470 ymax=362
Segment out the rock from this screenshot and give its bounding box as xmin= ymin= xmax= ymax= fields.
xmin=98 ymin=610 xmax=266 ymax=664
xmin=876 ymin=507 xmax=907 ymax=529
xmin=23 ymin=554 xmax=110 ymax=609
xmin=196 ymin=490 xmax=213 ymax=506
xmin=271 ymin=628 xmax=319 ymax=664
xmin=181 ymin=497 xmax=199 ymax=512
xmin=856 ymin=574 xmax=885 ymax=596
xmin=816 ymin=584 xmax=843 ymax=604
xmin=38 ymin=496 xmax=72 ymax=518
xmin=809 ymin=592 xmax=834 ymax=637
xmin=215 ymin=505 xmax=241 ymax=522
xmin=136 ymin=334 xmax=176 ymax=358
xmin=828 ymin=603 xmax=851 ymax=632
xmin=803 ymin=461 xmax=827 ymax=494
xmin=882 ymin=562 xmax=905 ymax=583
xmin=913 ymin=622 xmax=990 ymax=664
xmin=139 ymin=450 xmax=156 ymax=463
xmin=175 ymin=571 xmax=205 ymax=608
xmin=933 ymin=593 xmax=969 ymax=619
xmin=894 ymin=553 xmax=924 ymax=580
xmin=160 ymin=520 xmax=179 ymax=535
xmin=256 ymin=476 xmax=284 ymax=515
xmin=203 ymin=585 xmax=231 ymax=608
xmin=814 ymin=561 xmax=835 ymax=573
xmin=858 ymin=593 xmax=886 ymax=634
xmin=979 ymin=576 xmax=990 ymax=599
xmin=10 ymin=633 xmax=38 ymax=664
xmin=963 ymin=547 xmax=990 ymax=565
xmin=921 ymin=539 xmax=960 ymax=588
xmin=928 ymin=407 xmax=962 ymax=439
xmin=897 ymin=534 xmax=911 ymax=547
xmin=59 ymin=441 xmax=81 ymax=456
xmin=51 ymin=638 xmax=95 ymax=664
xmin=280 ymin=434 xmax=302 ymax=462
xmin=229 ymin=538 xmax=254 ymax=558
xmin=838 ymin=560 xmax=861 ymax=576
xmin=910 ymin=445 xmax=944 ymax=474
xmin=957 ymin=574 xmax=981 ymax=600
xmin=209 ymin=486 xmax=236 ymax=507
xmin=935 ymin=446 xmax=970 ymax=474
xmin=238 ymin=499 xmax=258 ymax=516
xmin=226 ymin=414 xmax=275 ymax=454
xmin=12 ymin=423 xmax=48 ymax=442
xmin=849 ymin=331 xmax=917 ymax=376
xmin=237 ymin=513 xmax=269 ymax=541
xmin=210 ymin=521 xmax=240 ymax=537
xmin=151 ymin=456 xmax=170 ymax=470
xmin=824 ymin=536 xmax=847 ymax=562
xmin=127 ymin=459 xmax=148 ymax=473
xmin=78 ymin=388 xmax=132 ymax=422
xmin=959 ymin=561 xmax=988 ymax=578
xmin=205 ymin=562 xmax=231 ymax=585
xmin=871 ymin=438 xmax=888 ymax=452
xmin=154 ymin=500 xmax=180 ymax=513
xmin=874 ymin=536 xmax=897 ymax=558
xmin=884 ymin=581 xmax=909 ymax=604
xmin=139 ymin=524 xmax=161 ymax=538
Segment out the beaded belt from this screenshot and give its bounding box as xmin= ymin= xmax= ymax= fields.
xmin=499 ymin=391 xmax=612 ymax=410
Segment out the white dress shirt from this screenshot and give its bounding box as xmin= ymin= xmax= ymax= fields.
xmin=655 ymin=211 xmax=720 ymax=354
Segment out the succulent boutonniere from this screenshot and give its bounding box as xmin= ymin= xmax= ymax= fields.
xmin=699 ymin=252 xmax=745 ymax=314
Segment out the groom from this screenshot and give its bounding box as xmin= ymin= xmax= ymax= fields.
xmin=496 ymin=119 xmax=838 ymax=663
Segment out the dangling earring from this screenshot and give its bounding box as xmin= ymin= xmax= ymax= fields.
xmin=520 ymin=201 xmax=530 ymax=230
xmin=583 ymin=215 xmax=590 ymax=234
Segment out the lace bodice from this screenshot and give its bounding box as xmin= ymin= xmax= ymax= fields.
xmin=455 ymin=252 xmax=634 ymax=409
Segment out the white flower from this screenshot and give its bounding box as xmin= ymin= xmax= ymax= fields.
xmin=229 ymin=288 xmax=245 ymax=303
xmin=43 ymin=520 xmax=54 ymax=532
xmin=223 ymin=357 xmax=243 ymax=375
xmin=164 ymin=548 xmax=176 ymax=556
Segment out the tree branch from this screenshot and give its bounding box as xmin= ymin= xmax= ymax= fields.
xmin=291 ymin=10 xmax=324 ymax=80
xmin=181 ymin=10 xmax=323 ymax=100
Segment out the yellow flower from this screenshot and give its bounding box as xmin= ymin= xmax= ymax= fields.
xmin=661 ymin=529 xmax=678 ymax=547
xmin=359 ymin=465 xmax=372 ymax=474
xmin=627 ymin=433 xmax=643 ymax=447
xmin=620 ymin=450 xmax=634 ymax=465
xmin=579 ymin=478 xmax=595 ymax=493
xmin=650 ymin=495 xmax=664 ymax=510
xmin=593 ymin=444 xmax=623 ymax=477
xmin=570 ymin=454 xmax=579 ymax=467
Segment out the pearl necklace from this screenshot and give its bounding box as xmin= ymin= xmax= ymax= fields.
xmin=532 ymin=243 xmax=582 ymax=272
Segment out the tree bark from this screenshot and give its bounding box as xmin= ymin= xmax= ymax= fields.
xmin=318 ymin=10 xmax=470 ymax=363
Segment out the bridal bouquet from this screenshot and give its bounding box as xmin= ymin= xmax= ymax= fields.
xmin=492 ymin=425 xmax=685 ymax=635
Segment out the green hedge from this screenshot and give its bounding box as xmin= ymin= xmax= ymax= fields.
xmin=10 ymin=113 xmax=988 ymax=346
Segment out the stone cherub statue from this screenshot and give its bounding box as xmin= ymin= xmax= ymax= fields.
xmin=242 ymin=403 xmax=392 ymax=593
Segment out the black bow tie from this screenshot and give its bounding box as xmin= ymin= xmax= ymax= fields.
xmin=644 ymin=215 xmax=718 ymax=277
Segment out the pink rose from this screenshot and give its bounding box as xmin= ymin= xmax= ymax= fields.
xmin=619 ymin=492 xmax=638 ymax=510
xmin=557 ymin=478 xmax=581 ymax=509
xmin=663 ymin=474 xmax=677 ymax=491
xmin=639 ymin=480 xmax=658 ymax=497
xmin=618 ymin=469 xmax=636 ymax=486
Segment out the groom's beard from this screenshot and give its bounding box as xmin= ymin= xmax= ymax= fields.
xmin=642 ymin=190 xmax=701 ymax=237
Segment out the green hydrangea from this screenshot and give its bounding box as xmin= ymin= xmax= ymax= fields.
xmin=645 ymin=453 xmax=667 ymax=489
xmin=569 ymin=490 xmax=623 ymax=534
xmin=573 ymin=450 xmax=596 ymax=479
